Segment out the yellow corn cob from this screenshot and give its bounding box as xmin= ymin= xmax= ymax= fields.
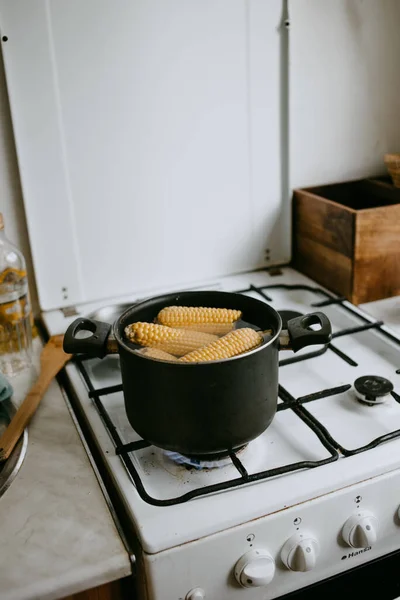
xmin=157 ymin=305 xmax=242 ymax=335
xmin=139 ymin=347 xmax=178 ymax=362
xmin=125 ymin=322 xmax=218 ymax=356
xmin=179 ymin=327 xmax=263 ymax=363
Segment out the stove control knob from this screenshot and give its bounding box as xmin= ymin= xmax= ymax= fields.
xmin=186 ymin=588 xmax=206 ymax=600
xmin=281 ymin=532 xmax=319 ymax=572
xmin=342 ymin=511 xmax=378 ymax=548
xmin=235 ymin=549 xmax=275 ymax=587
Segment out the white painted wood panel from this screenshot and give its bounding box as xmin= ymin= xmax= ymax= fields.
xmin=0 ymin=0 xmax=285 ymax=310
xmin=0 ymin=1 xmax=84 ymax=310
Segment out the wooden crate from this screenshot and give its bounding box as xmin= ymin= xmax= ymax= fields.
xmin=292 ymin=179 xmax=400 ymax=305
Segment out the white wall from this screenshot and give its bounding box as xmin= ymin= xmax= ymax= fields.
xmin=291 ymin=0 xmax=400 ymax=188
xmin=0 ymin=48 xmax=38 ymax=312
xmin=0 ymin=0 xmax=286 ymax=310
xmin=0 ymin=0 xmax=399 ymax=310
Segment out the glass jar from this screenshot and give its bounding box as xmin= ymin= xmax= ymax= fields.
xmin=0 ymin=213 xmax=33 ymax=376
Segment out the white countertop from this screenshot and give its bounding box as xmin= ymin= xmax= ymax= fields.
xmin=0 ymin=341 xmax=131 ymax=600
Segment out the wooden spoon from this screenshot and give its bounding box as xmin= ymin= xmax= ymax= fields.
xmin=0 ymin=335 xmax=71 ymax=462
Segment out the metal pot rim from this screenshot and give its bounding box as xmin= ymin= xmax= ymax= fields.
xmin=113 ymin=291 xmax=283 ymax=365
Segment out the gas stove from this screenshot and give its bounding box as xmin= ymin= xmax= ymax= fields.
xmin=43 ymin=267 xmax=400 ymax=600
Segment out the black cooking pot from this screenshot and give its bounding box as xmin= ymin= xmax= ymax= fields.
xmin=63 ymin=291 xmax=331 ymax=458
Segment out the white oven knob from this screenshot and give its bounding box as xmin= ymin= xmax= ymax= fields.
xmin=281 ymin=532 xmax=319 ymax=572
xmin=186 ymin=588 xmax=206 ymax=600
xmin=234 ymin=549 xmax=275 ymax=587
xmin=342 ymin=511 xmax=378 ymax=548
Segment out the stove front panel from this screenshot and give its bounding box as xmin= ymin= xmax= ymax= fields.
xmin=144 ymin=468 xmax=400 ymax=599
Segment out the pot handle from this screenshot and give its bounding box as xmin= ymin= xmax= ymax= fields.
xmin=63 ymin=318 xmax=114 ymax=358
xmin=280 ymin=312 xmax=332 ymax=353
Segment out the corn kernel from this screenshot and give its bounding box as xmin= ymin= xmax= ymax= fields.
xmin=139 ymin=347 xmax=178 ymax=362
xmin=125 ymin=322 xmax=218 ymax=356
xmin=179 ymin=327 xmax=262 ymax=363
xmin=157 ymin=305 xmax=242 ymax=335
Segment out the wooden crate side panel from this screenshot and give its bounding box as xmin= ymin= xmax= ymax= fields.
xmin=294 ymin=236 xmax=353 ymax=298
xmin=353 ymin=205 xmax=400 ymax=304
xmin=293 ymin=190 xmax=355 ymax=257
xmin=293 ymin=190 xmax=354 ymax=298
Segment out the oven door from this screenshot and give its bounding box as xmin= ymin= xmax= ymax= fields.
xmin=279 ymin=549 xmax=400 ymax=599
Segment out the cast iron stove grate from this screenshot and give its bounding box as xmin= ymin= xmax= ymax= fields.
xmin=74 ymin=282 xmax=400 ymax=506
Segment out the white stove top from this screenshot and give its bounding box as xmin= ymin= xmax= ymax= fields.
xmin=43 ymin=268 xmax=400 ymax=555
xmin=360 ymin=295 xmax=400 ymax=336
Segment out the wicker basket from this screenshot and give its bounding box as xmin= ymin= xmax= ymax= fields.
xmin=384 ymin=153 xmax=400 ymax=188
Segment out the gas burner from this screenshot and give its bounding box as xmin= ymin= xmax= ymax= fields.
xmin=354 ymin=375 xmax=394 ymax=405
xmin=164 ymin=445 xmax=248 ymax=470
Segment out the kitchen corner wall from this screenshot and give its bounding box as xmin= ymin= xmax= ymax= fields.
xmin=0 ymin=48 xmax=38 ymax=313
xmin=290 ymin=0 xmax=400 ymax=188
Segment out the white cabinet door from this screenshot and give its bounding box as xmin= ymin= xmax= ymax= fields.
xmin=0 ymin=0 xmax=285 ymax=309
